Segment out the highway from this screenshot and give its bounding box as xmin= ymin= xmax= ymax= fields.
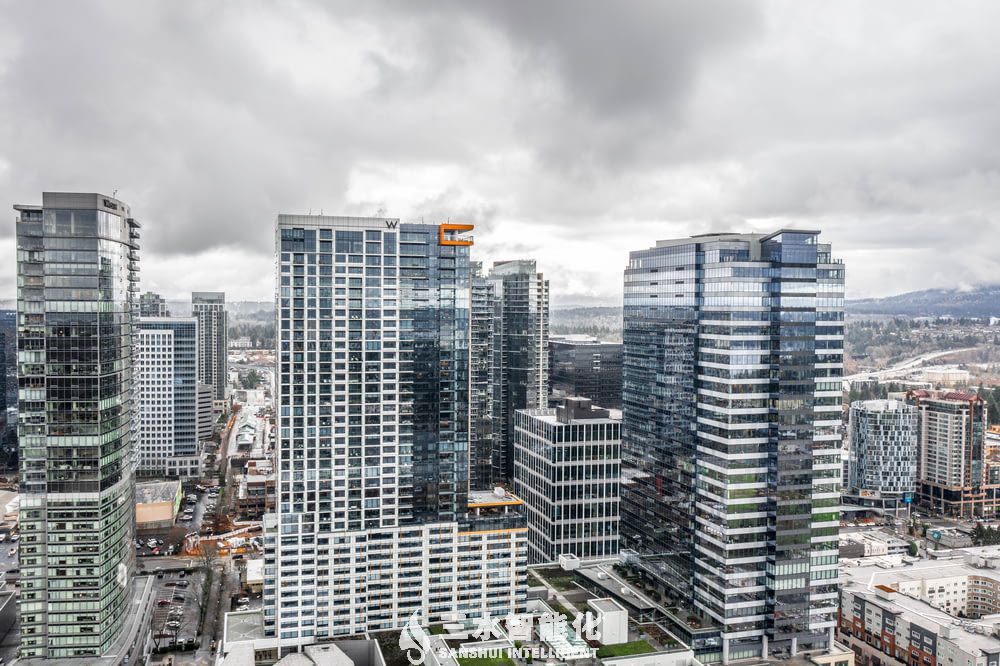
xmin=845 ymin=346 xmax=978 ymax=382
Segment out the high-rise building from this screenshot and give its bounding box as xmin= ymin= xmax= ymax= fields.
xmin=486 ymin=260 xmax=549 ymax=482
xmin=265 ymin=216 xmax=526 ymax=653
xmin=513 ymin=396 xmax=620 ymax=563
xmin=469 ymin=262 xmax=495 ymax=490
xmin=139 ymin=290 xmax=170 ymax=317
xmin=848 ymin=399 xmax=918 ymax=514
xmin=136 ymin=317 xmax=203 ymax=478
xmin=549 ymin=335 xmax=623 ymax=409
xmin=14 ymin=193 xmax=153 ymax=661
xmin=621 ymin=230 xmax=844 ymax=662
xmin=197 ymin=381 xmax=215 ymax=441
xmin=192 ymin=291 xmax=228 ymax=399
xmin=907 ymin=389 xmax=991 ymax=517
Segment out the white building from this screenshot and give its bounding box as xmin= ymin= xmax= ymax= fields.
xmin=260 ymin=216 xmax=526 ymax=656
xmin=513 ymin=397 xmax=620 ymax=563
xmin=136 ymin=317 xmax=203 ymax=478
xmin=587 ymin=598 xmax=628 ymax=646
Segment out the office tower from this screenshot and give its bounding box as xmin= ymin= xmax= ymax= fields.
xmin=513 ymin=396 xmax=620 ymax=563
xmin=266 ymin=216 xmax=526 ymax=652
xmin=621 ymin=230 xmax=844 ymax=662
xmin=0 ymin=329 xmax=6 ymax=431
xmin=487 ymin=260 xmax=549 ymax=482
xmin=139 ymin=290 xmax=170 ymax=317
xmin=14 ymin=193 xmax=152 ymax=660
xmin=136 ymin=317 xmax=202 ymax=478
xmin=848 ymin=399 xmax=918 ymax=515
xmin=469 ymin=262 xmax=496 ymax=490
xmin=192 ymin=291 xmax=228 ymax=399
xmin=197 ymin=381 xmax=215 ymax=441
xmin=549 ymin=335 xmax=623 ymax=409
xmin=907 ymin=389 xmax=990 ymax=517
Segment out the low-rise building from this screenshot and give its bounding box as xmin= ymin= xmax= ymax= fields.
xmin=839 ymin=530 xmax=911 ymax=558
xmin=236 ymin=472 xmax=276 ymax=520
xmin=135 ymin=480 xmax=182 ymax=531
xmin=840 ymin=554 xmax=1000 ymax=666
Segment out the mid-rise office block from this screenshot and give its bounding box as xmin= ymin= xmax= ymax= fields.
xmin=621 ymin=230 xmax=844 ymax=662
xmin=848 ymin=399 xmax=918 ymax=513
xmin=549 ymin=335 xmax=623 ymax=409
xmin=192 ymin=291 xmax=228 ymax=399
xmin=513 ymin=396 xmax=620 ymax=563
xmin=139 ymin=291 xmax=170 ymax=317
xmin=264 ymin=216 xmax=526 ymax=653
xmin=14 ymin=193 xmax=150 ymax=660
xmin=908 ymin=389 xmax=992 ymax=517
xmin=487 ymin=260 xmax=549 ymax=482
xmin=136 ymin=317 xmax=202 ymax=478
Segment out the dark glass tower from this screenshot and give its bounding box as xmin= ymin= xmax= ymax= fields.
xmin=14 ymin=193 xmax=141 ymax=659
xmin=486 ymin=260 xmax=549 ymax=482
xmin=621 ymin=230 xmax=844 ymax=662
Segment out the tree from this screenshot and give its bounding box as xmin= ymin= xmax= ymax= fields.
xmin=240 ymin=369 xmax=262 ymax=390
xmin=907 ymin=541 xmax=919 ymax=557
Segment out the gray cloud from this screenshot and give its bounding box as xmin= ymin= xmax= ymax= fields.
xmin=0 ymin=1 xmax=998 ymax=302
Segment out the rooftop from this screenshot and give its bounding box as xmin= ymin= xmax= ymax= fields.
xmin=135 ymin=480 xmax=180 ymax=505
xmin=842 ymin=556 xmax=1000 ymax=654
xmin=589 ymin=598 xmax=627 ymax=614
xmin=468 ymin=488 xmax=523 ymax=507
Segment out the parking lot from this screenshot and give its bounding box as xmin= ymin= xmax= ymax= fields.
xmin=150 ymin=567 xmax=208 ymax=649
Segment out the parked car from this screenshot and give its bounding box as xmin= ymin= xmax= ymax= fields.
xmin=156 ymin=599 xmax=172 ymax=607
xmin=237 ymin=597 xmax=250 ymax=605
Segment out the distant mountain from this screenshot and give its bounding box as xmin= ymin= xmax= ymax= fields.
xmin=848 ymin=284 xmax=1000 ymax=318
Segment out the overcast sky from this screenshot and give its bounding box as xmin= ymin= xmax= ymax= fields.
xmin=2 ymin=1 xmax=999 ymax=305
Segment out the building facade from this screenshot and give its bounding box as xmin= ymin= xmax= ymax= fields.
xmin=14 ymin=193 xmax=142 ymax=659
xmin=621 ymin=230 xmax=844 ymax=662
xmin=486 ymin=260 xmax=549 ymax=482
xmin=139 ymin=291 xmax=169 ymax=317
xmin=265 ymin=216 xmax=526 ymax=653
xmin=136 ymin=317 xmax=202 ymax=478
xmin=848 ymin=399 xmax=918 ymax=513
xmin=908 ymin=390 xmax=992 ymax=517
xmin=513 ymin=396 xmax=620 ymax=563
xmin=470 ymin=263 xmax=496 ymax=490
xmin=197 ymin=381 xmax=215 ymax=441
xmin=549 ymin=335 xmax=623 ymax=409
xmin=192 ymin=291 xmax=228 ymax=399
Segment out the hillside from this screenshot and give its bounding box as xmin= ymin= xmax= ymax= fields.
xmin=848 ymin=285 xmax=1000 ymax=318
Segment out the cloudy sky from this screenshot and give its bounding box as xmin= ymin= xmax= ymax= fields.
xmin=2 ymin=1 xmax=999 ymax=305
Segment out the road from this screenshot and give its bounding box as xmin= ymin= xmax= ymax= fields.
xmin=845 ymin=346 xmax=978 ymax=382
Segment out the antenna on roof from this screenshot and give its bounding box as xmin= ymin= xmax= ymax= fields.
xmin=112 ymin=189 xmax=118 ymax=198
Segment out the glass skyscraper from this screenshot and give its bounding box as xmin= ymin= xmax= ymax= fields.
xmin=265 ymin=216 xmax=525 ymax=653
xmin=14 ymin=193 xmax=142 ymax=659
xmin=621 ymin=230 xmax=844 ymax=662
xmin=485 ymin=260 xmax=549 ymax=482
